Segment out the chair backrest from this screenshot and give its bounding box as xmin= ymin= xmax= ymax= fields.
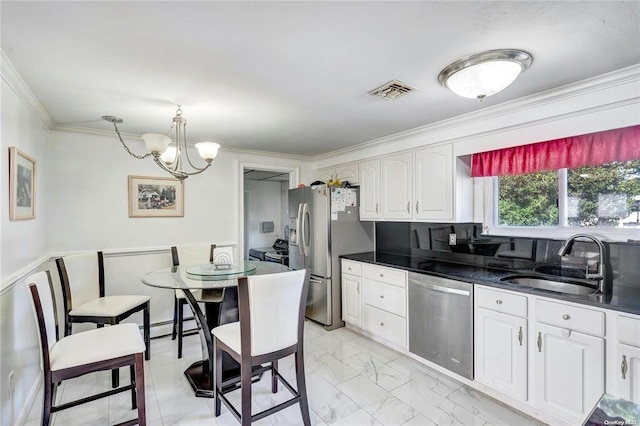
xmin=172 ymin=244 xmax=216 ymax=266
xmin=172 ymin=244 xmax=235 ymax=266
xmin=56 ymin=252 xmax=103 ymax=310
xmin=27 ymin=271 xmax=58 ymax=364
xmin=238 ymin=269 xmax=309 ymax=356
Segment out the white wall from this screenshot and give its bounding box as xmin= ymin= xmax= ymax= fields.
xmin=0 ymin=77 xmax=50 ymax=426
xmin=244 ymin=179 xmax=285 ymax=252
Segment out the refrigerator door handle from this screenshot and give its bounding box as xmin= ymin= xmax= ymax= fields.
xmin=302 ymin=203 xmax=311 ymax=257
xmin=296 ymin=203 xmax=304 ymax=255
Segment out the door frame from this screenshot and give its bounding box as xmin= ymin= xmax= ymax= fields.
xmin=238 ymin=162 xmax=299 ymax=260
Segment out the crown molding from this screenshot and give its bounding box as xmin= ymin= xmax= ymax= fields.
xmin=312 ymin=63 xmax=640 ymax=162
xmin=1 ymin=50 xmax=54 ymax=129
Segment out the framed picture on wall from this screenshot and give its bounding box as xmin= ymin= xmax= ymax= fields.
xmin=128 ymin=175 xmax=184 ymax=218
xmin=9 ymin=146 xmax=36 ymax=220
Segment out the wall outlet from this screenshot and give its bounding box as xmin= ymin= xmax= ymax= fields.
xmin=8 ymin=371 xmax=15 ymax=398
xmin=448 ymin=233 xmax=457 ymax=245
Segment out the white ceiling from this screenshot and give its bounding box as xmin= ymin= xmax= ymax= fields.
xmin=2 ymin=1 xmax=639 ymax=158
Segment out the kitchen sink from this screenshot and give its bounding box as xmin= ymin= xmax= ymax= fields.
xmin=500 ymin=274 xmax=599 ymax=295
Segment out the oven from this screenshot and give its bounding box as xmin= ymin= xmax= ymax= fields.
xmin=248 ymin=239 xmax=289 ymax=266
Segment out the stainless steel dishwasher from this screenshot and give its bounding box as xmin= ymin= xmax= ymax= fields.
xmin=408 ymin=272 xmax=474 ymax=379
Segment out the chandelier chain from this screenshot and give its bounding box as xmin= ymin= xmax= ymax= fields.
xmin=112 ymin=122 xmax=152 ymax=160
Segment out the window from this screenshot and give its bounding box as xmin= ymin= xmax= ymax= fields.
xmin=498 ymin=160 xmax=640 ymax=229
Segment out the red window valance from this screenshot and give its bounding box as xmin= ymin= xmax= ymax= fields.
xmin=471 ymin=125 xmax=640 ymax=177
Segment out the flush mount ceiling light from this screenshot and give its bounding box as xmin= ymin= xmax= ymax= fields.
xmin=438 ymin=49 xmax=533 ymax=101
xmin=102 ymin=106 xmax=220 ymax=180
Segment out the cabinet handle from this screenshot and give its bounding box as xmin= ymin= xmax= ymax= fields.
xmin=415 ymin=201 xmax=419 ymax=214
xmin=357 ymin=283 xmax=360 ymax=293
xmin=376 ymin=203 xmax=379 ymax=214
xmin=622 ymin=355 xmax=628 ymax=380
xmin=407 ymin=201 xmax=410 ymax=213
xmin=518 ymin=326 xmax=523 ymax=346
xmin=537 ymin=332 xmax=542 ymax=352
xmin=496 ymin=299 xmax=503 ymax=305
xmin=380 ymin=273 xmax=384 ymax=278
xmin=562 ymin=314 xmax=571 ymax=320
xmin=380 ymin=322 xmax=385 ymax=327
xmin=379 ymin=295 xmax=384 ymax=299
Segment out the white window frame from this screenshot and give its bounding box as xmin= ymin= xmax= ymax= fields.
xmin=480 ymin=172 xmax=640 ymax=243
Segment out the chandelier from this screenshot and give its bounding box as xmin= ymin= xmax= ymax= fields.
xmin=438 ymin=49 xmax=533 ymax=101
xmin=102 ymin=106 xmax=220 ymax=180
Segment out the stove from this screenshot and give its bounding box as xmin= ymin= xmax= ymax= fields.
xmin=248 ymin=239 xmax=289 ymax=265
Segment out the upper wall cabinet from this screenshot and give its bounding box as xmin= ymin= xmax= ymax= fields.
xmin=359 ymin=159 xmax=381 ymax=220
xmin=358 ymin=143 xmax=472 ymax=222
xmin=414 ymin=145 xmax=453 ymax=220
xmin=315 ymin=163 xmax=359 ymax=185
xmin=381 ymin=152 xmax=413 ymax=220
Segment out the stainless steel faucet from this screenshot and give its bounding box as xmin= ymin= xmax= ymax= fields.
xmin=557 ymin=234 xmax=608 ymax=293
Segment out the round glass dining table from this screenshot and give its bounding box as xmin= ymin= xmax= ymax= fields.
xmin=142 ymin=261 xmax=290 ymax=398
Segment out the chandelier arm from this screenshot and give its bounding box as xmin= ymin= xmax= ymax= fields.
xmin=183 ymin=145 xmax=210 ymax=171
xmin=152 ymin=154 xmax=211 ymax=180
xmin=112 ymin=122 xmax=152 ymax=160
xmin=179 ymin=122 xmax=209 ymax=171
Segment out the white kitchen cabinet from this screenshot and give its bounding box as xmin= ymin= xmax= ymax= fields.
xmin=359 ymin=159 xmax=381 ymax=220
xmin=315 ymin=163 xmax=359 ymax=185
xmin=534 ymin=302 xmax=605 ymax=424
xmin=381 ymin=152 xmax=413 ymax=220
xmin=362 ymin=264 xmax=407 ymax=348
xmin=617 ymin=343 xmax=640 ymax=403
xmin=616 ymin=314 xmax=640 ymax=403
xmin=414 ymin=144 xmax=453 ymax=220
xmin=341 ymin=260 xmax=363 ymax=327
xmin=475 ymin=286 xmax=528 ymax=401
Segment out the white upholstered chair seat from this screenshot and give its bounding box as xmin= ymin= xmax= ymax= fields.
xmin=211 ymin=322 xmax=241 ymax=354
xmin=69 ymin=295 xmax=151 ymax=317
xmin=50 ymin=323 xmax=145 ymax=372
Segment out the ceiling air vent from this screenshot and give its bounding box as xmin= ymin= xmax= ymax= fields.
xmin=368 ymin=80 xmax=416 ymax=100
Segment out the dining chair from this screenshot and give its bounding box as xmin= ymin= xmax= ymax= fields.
xmin=55 ymin=251 xmax=150 ymax=388
xmin=27 ymin=270 xmax=146 ymax=426
xmin=171 ymin=243 xmax=233 ymax=358
xmin=212 ymin=268 xmax=311 ymax=426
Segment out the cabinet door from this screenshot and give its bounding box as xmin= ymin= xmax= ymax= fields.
xmin=414 ymin=144 xmax=453 ymax=220
xmin=335 ymin=163 xmax=359 ymax=185
xmin=381 ymin=152 xmax=413 ymax=219
xmin=475 ymin=308 xmax=527 ymax=401
xmin=359 ymin=159 xmax=381 ymax=220
xmin=617 ymin=343 xmax=640 ymax=404
xmin=342 ymin=273 xmax=362 ymax=327
xmin=315 ymin=167 xmax=335 ymax=183
xmin=535 ymin=322 xmax=604 ymax=423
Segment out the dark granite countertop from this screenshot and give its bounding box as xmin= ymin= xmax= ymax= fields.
xmin=341 ymin=251 xmax=640 ymax=316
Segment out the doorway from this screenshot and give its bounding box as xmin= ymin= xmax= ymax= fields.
xmin=239 ymin=164 xmax=298 ymax=260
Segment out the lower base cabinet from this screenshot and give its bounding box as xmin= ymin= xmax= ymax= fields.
xmin=475 ymin=307 xmax=528 ymax=401
xmin=617 ymin=343 xmax=640 ymax=403
xmin=534 ymin=322 xmax=605 ymax=423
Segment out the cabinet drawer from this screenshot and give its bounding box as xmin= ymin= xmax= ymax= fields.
xmin=536 ymin=299 xmax=604 ymax=337
xmin=364 ymin=279 xmax=406 ymax=317
xmin=363 ymin=304 xmax=406 ymax=347
xmin=363 ymin=264 xmax=407 ymax=288
xmin=342 ymin=260 xmax=362 ymax=276
xmin=618 ymin=315 xmax=640 ymax=347
xmin=476 ymin=286 xmax=527 ymax=318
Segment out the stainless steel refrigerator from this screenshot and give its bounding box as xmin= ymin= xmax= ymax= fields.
xmin=288 ymin=186 xmax=374 ymax=330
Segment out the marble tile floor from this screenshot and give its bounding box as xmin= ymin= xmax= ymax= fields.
xmin=25 ymin=321 xmax=545 ymax=426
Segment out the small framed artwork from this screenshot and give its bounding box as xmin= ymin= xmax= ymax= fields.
xmin=9 ymin=146 xmax=36 ymax=220
xmin=128 ymin=175 xmax=184 ymax=218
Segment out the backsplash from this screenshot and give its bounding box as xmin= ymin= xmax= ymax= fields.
xmin=375 ymin=222 xmax=640 ymax=288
